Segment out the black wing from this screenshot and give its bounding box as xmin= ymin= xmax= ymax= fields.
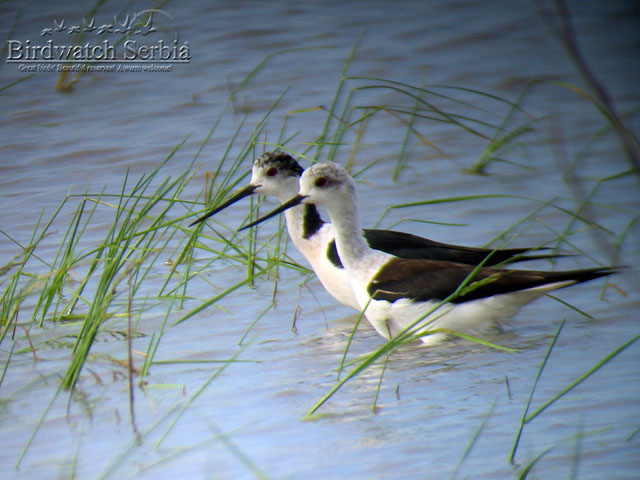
xmin=363 ymin=228 xmax=561 ymax=266
xmin=368 ymin=258 xmax=615 ymax=304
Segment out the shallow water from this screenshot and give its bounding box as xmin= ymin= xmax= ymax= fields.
xmin=1 ymin=1 xmax=639 ymax=479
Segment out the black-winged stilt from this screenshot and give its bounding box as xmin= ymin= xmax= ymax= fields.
xmin=190 ymin=152 xmax=560 ymax=310
xmin=241 ymin=161 xmax=618 ymax=344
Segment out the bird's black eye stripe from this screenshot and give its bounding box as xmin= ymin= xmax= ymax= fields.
xmin=266 ymin=167 xmax=278 ymax=177
xmin=315 ymin=177 xmax=328 ymax=187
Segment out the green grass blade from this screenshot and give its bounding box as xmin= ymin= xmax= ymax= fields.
xmin=510 ymin=319 xmax=565 ymax=464
xmin=524 ymin=334 xmax=640 ymax=423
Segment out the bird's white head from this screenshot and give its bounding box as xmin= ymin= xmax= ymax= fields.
xmin=250 ymin=151 xmax=304 ymax=200
xmin=298 ymin=162 xmax=356 ymax=210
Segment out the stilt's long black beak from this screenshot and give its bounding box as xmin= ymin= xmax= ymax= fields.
xmin=239 ymin=194 xmax=308 ymax=231
xmin=189 ymin=184 xmax=259 ymax=227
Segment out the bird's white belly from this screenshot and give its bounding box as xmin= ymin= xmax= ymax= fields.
xmin=359 ymin=281 xmax=572 ymax=345
xmin=293 ymin=223 xmax=360 ymax=310
xmin=312 ymin=258 xmax=359 ymax=309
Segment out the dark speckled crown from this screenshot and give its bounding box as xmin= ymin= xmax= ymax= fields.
xmin=255 ymin=151 xmax=304 ymax=177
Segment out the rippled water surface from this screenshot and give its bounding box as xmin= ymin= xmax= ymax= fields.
xmin=1 ymin=1 xmax=639 ymax=479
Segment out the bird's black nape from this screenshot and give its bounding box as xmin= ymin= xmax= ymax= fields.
xmin=190 ymin=184 xmax=259 ymax=227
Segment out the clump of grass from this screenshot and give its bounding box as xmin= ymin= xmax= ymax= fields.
xmin=1 ymin=197 xmax=70 ymax=343
xmin=5 ymin=96 xmax=298 ymax=469
xmin=57 ymin=105 xmax=279 ymax=390
xmin=47 ymin=137 xmax=194 ymax=391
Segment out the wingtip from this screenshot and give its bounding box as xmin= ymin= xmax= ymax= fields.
xmin=574 ymin=265 xmax=625 ymax=283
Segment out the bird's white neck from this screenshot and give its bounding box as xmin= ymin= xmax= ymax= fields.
xmin=268 ymin=186 xmax=312 ymax=245
xmin=325 ymin=197 xmax=370 ymax=268
xmin=283 ymin=205 xmax=306 ymax=242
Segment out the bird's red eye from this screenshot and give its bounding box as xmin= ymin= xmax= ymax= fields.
xmin=266 ymin=167 xmax=278 ymax=177
xmin=315 ymin=177 xmax=328 ymax=187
